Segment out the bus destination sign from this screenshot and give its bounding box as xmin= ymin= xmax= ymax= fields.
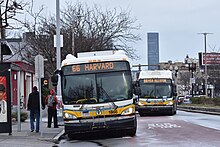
xmin=143 ymin=79 xmax=169 ymax=83
xmin=63 ymin=61 xmax=129 ymax=75
xmin=72 ymin=62 xmax=114 ymax=72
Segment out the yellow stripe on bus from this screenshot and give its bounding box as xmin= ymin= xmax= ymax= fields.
xmin=63 ymin=104 xmax=135 ymax=118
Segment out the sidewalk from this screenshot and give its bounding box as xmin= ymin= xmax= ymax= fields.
xmin=0 ymin=117 xmax=64 ymax=147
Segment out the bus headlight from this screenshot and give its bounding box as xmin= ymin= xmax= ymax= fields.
xmin=167 ymin=101 xmax=173 ymax=105
xmin=121 ymin=107 xmax=133 ymax=115
xmin=138 ymin=101 xmax=145 ymax=106
xmin=64 ymin=112 xmax=77 ymax=119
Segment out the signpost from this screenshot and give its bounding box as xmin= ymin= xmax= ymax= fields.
xmin=34 ymin=55 xmax=44 ymax=137
xmin=55 ymin=0 xmax=64 ymax=124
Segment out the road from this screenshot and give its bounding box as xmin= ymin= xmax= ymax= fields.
xmin=57 ymin=110 xmax=220 ymax=147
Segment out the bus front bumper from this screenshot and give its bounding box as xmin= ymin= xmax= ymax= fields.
xmin=64 ymin=115 xmax=136 ymax=135
xmin=138 ymin=105 xmax=174 ymax=113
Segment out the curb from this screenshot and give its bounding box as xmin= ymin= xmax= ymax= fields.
xmin=177 ymin=106 xmax=220 ymax=115
xmin=38 ymin=137 xmax=58 ymax=143
xmin=53 ymin=130 xmax=65 ymax=141
xmin=38 ymin=130 xmax=64 ymax=144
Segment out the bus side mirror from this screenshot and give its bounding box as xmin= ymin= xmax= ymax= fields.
xmin=51 ymin=75 xmax=58 ymax=87
xmin=173 ymin=92 xmax=177 ymax=97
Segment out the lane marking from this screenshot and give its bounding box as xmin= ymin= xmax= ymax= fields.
xmin=148 ymin=123 xmax=181 ymax=129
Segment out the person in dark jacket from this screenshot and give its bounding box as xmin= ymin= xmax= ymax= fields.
xmin=27 ymin=86 xmax=45 ymax=132
xmin=45 ymin=89 xmax=58 ymax=128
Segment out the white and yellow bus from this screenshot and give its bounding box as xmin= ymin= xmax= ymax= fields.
xmin=53 ymin=50 xmax=137 ymax=137
xmin=135 ymin=70 xmax=177 ymax=116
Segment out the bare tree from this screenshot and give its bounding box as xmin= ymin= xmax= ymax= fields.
xmin=21 ymin=2 xmax=141 ymax=76
xmin=0 ymin=0 xmax=28 ymax=62
xmin=178 ymin=71 xmax=191 ymax=93
xmin=0 ymin=0 xmax=27 ymax=38
xmin=61 ymin=2 xmax=141 ymax=58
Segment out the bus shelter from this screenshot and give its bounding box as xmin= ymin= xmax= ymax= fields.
xmin=0 ymin=62 xmax=20 ymax=134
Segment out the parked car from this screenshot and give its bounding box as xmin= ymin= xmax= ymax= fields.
xmin=183 ymin=97 xmax=192 ymax=104
xmin=177 ymin=96 xmax=185 ymax=105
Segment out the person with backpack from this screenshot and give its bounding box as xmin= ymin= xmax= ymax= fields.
xmin=45 ymin=89 xmax=58 ymax=128
xmin=27 ymin=86 xmax=45 ymax=132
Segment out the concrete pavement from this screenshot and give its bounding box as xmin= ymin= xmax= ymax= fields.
xmin=0 ymin=117 xmax=64 ymax=147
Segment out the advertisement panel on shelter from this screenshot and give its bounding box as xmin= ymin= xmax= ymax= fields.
xmin=0 ymin=76 xmax=7 ymax=123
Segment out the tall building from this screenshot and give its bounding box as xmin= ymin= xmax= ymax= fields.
xmin=147 ymin=32 xmax=159 ymax=70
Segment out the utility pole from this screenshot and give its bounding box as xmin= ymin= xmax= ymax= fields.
xmin=55 ymin=0 xmax=63 ymax=123
xmin=56 ymin=0 xmax=61 ymax=97
xmin=198 ymin=33 xmax=213 ymax=97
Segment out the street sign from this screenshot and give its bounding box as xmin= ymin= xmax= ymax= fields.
xmin=35 ymin=55 xmax=44 ymax=78
xmin=54 ymin=35 xmax=63 ymax=47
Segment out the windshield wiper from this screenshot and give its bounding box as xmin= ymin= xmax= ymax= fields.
xmin=98 ymin=86 xmax=112 ymax=100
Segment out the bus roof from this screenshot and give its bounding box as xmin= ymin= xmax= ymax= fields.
xmin=61 ymin=50 xmax=128 ymax=66
xmin=138 ymin=70 xmax=172 ymax=79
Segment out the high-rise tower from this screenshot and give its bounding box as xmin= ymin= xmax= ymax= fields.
xmin=147 ymin=32 xmax=159 ymax=70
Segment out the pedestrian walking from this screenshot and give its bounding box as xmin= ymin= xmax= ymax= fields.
xmin=27 ymin=86 xmax=45 ymax=132
xmin=45 ymin=89 xmax=58 ymax=128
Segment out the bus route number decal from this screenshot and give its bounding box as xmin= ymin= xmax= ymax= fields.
xmin=72 ymin=65 xmax=80 ymax=72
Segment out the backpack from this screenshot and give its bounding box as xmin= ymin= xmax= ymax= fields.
xmin=47 ymin=95 xmax=55 ymax=107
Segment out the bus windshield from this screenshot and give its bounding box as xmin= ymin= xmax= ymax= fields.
xmin=140 ymin=83 xmax=172 ymax=98
xmin=62 ymin=71 xmax=132 ymax=104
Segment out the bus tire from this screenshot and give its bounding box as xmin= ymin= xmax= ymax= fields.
xmin=173 ymin=106 xmax=177 ymax=115
xmin=139 ymin=112 xmax=144 ymax=117
xmin=173 ymin=110 xmax=177 ymax=115
xmin=127 ymin=115 xmax=137 ymax=137
xmin=169 ymin=108 xmax=176 ymax=115
xmin=127 ymin=128 xmax=136 ymax=137
xmin=68 ymin=133 xmax=76 ymax=139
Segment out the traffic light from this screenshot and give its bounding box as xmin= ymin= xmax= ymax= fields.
xmin=192 ymin=63 xmax=196 ymax=71
xmin=41 ymin=78 xmax=50 ymax=100
xmin=41 ymin=78 xmax=49 ymax=88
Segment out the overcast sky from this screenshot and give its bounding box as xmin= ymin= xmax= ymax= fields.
xmin=32 ymin=0 xmax=220 ymax=64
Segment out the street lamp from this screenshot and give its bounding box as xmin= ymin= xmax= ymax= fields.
xmin=189 ymin=62 xmax=196 ymax=97
xmin=185 ymin=56 xmax=196 ymax=97
xmin=169 ymin=65 xmax=178 ymax=94
xmin=198 ymin=33 xmax=213 ymax=97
